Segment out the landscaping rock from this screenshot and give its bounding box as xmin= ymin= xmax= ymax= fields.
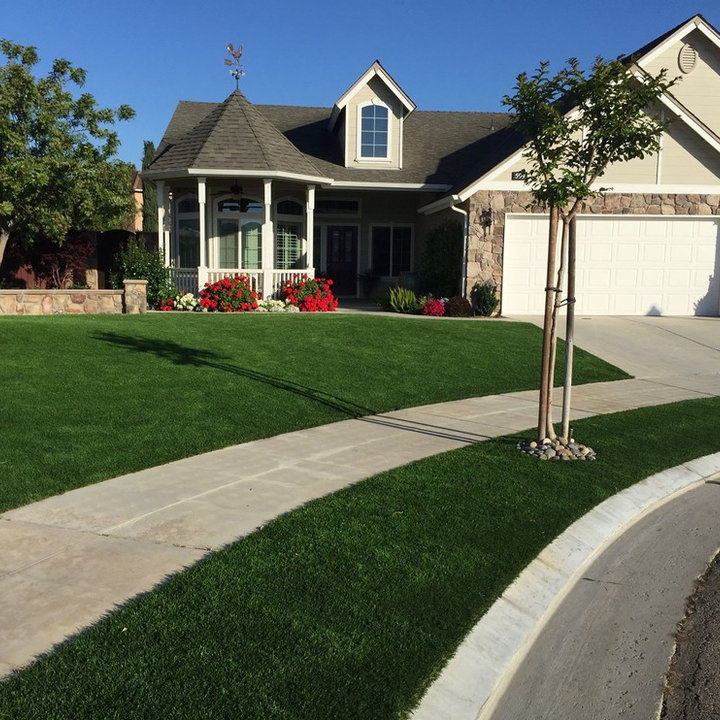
xmin=516 ymin=437 xmax=597 ymax=461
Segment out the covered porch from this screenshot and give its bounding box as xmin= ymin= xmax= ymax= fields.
xmin=155 ymin=175 xmax=325 ymax=298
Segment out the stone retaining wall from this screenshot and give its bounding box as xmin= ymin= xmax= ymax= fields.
xmin=0 ymin=279 xmax=147 ymax=316
xmin=466 ymin=191 xmax=720 ymax=302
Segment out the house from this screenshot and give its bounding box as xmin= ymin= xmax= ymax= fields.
xmin=144 ymin=13 xmax=720 ymax=316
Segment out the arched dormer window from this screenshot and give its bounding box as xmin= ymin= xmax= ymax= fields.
xmin=359 ymin=102 xmax=389 ymax=159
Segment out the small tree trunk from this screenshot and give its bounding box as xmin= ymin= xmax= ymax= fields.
xmin=538 ymin=206 xmax=560 ymax=441
xmin=561 ymin=215 xmax=577 ymax=441
xmin=544 ymin=216 xmax=569 ymax=439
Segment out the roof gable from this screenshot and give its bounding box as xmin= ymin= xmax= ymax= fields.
xmin=624 ymin=14 xmax=720 ymax=67
xmin=440 ymin=14 xmax=720 ymax=209
xmin=328 ymin=60 xmax=416 ymax=131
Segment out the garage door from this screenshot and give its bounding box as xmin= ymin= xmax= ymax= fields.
xmin=502 ymin=215 xmax=720 ymax=315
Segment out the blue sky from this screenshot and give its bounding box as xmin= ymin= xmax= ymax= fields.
xmin=3 ymin=0 xmax=717 ymax=166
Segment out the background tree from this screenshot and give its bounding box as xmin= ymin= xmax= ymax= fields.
xmin=503 ymin=57 xmax=675 ymax=443
xmin=0 ymin=39 xmax=136 ymax=271
xmin=141 ymin=140 xmax=158 ymax=233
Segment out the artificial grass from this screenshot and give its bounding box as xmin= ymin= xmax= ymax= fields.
xmin=0 ymin=313 xmax=626 ymax=511
xmin=1 ymin=397 xmax=719 ymax=720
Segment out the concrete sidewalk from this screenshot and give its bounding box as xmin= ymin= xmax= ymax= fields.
xmin=1 ymin=316 xmax=719 ymax=684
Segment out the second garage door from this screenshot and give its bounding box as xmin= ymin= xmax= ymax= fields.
xmin=501 ymin=214 xmax=720 ymax=316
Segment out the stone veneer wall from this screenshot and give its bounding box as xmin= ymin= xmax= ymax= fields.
xmin=0 ymin=280 xmax=147 ymax=316
xmin=466 ymin=191 xmax=720 ymax=306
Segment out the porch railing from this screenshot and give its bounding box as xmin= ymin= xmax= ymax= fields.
xmin=170 ymin=267 xmax=315 ymax=299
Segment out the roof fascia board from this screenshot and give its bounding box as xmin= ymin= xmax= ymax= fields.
xmin=142 ymin=168 xmax=335 ymax=184
xmin=655 ymin=91 xmax=720 ymax=153
xmin=473 ymin=180 xmax=720 ymax=193
xmin=326 ymin=181 xmax=451 ymax=191
xmin=636 ymin=16 xmax=718 ymax=66
xmin=418 ymin=195 xmax=462 ymax=215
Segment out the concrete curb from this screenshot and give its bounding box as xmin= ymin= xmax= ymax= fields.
xmin=410 ymin=451 xmax=720 ymax=720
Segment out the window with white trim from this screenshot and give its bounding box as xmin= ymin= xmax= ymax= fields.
xmin=275 ymin=199 xmax=304 ymax=269
xmin=360 ymin=103 xmax=389 ymax=159
xmin=175 ymin=195 xmax=199 ymax=268
xmin=371 ymin=225 xmax=412 ymax=277
xmin=215 ymin=196 xmax=262 ymax=269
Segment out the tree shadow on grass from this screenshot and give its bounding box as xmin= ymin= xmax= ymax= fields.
xmin=92 ymin=331 xmax=376 ymax=419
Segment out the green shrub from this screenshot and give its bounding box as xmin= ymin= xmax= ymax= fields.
xmin=417 ymin=221 xmax=463 ymax=297
xmin=446 ymin=295 xmax=473 ymax=317
xmin=388 ymin=285 xmax=419 ymax=313
xmin=111 ymin=236 xmax=174 ymax=308
xmin=472 ymin=282 xmax=499 ymax=316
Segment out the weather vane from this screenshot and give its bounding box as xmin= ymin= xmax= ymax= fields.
xmin=225 ymin=43 xmax=245 ymax=90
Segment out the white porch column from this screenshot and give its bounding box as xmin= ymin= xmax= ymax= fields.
xmin=197 ymin=177 xmax=207 ymax=268
xmin=306 ymin=184 xmax=315 ymax=276
xmin=262 ymin=179 xmax=274 ymax=297
xmin=156 ymin=181 xmax=168 ymax=265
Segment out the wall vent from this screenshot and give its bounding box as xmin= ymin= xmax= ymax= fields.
xmin=678 ymin=44 xmax=697 ymax=74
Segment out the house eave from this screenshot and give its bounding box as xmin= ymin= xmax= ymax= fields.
xmin=325 ymin=181 xmax=451 ymax=192
xmin=418 ymin=195 xmax=462 ymax=215
xmin=141 ymin=168 xmax=335 ymax=185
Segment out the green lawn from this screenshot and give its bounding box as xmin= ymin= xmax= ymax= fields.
xmin=1 ymin=398 xmax=719 ymax=720
xmin=0 ymin=313 xmax=627 ymax=512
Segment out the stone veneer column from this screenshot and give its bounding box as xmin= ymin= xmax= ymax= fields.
xmin=123 ymin=279 xmax=148 ymax=314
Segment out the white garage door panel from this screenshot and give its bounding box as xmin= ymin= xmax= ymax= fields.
xmin=502 ymin=215 xmax=720 ymax=316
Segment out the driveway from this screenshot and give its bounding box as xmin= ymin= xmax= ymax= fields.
xmin=512 ymin=315 xmax=720 ymax=379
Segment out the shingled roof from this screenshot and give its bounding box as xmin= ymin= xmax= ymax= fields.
xmin=149 ymin=92 xmax=515 ymax=191
xmin=148 ymin=91 xmax=327 ymax=180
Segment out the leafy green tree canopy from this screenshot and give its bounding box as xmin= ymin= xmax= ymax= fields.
xmin=503 ymin=56 xmax=676 ymax=214
xmin=0 ymin=39 xmax=136 ymax=267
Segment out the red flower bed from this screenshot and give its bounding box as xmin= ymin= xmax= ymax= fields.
xmin=279 ymin=275 xmax=338 ymax=312
xmin=421 ymin=298 xmax=446 ymax=317
xmin=199 ymin=274 xmax=259 ymax=312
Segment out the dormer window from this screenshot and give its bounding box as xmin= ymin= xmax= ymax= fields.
xmin=359 ymin=103 xmax=389 ymax=159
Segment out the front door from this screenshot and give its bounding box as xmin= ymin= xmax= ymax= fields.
xmin=326 ymin=226 xmax=358 ymax=296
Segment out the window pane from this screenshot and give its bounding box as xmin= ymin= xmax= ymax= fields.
xmin=315 ymin=199 xmax=359 ymax=216
xmin=277 ymin=200 xmax=303 ymax=216
xmin=360 ymin=105 xmax=389 ymax=158
xmin=276 ymin=222 xmax=301 ymax=269
xmin=178 ymin=218 xmax=199 ymax=268
xmin=372 ymin=226 xmax=391 ymax=275
xmin=392 ymin=226 xmax=412 ymax=276
xmin=177 ymin=198 xmax=198 ymax=214
xmin=242 ymin=222 xmax=261 ymax=270
xmin=218 ymin=198 xmax=242 ymax=213
xmin=217 ymin=218 xmax=238 ymax=268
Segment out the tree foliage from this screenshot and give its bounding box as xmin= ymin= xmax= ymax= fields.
xmin=503 ymin=56 xmax=676 ymax=215
xmin=503 ymin=56 xmax=676 ymax=442
xmin=0 ymin=39 xmax=136 ymax=268
xmin=141 ymin=140 xmax=158 ymax=233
